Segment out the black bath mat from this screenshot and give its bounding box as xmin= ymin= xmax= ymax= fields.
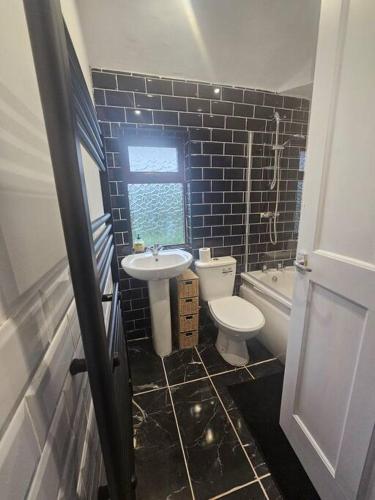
xmin=228 ymin=373 xmax=320 ymax=500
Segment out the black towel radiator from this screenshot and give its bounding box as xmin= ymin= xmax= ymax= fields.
xmin=23 ymin=1 xmax=135 ymax=498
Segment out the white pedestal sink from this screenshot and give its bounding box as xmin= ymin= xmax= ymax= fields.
xmin=121 ymin=249 xmax=193 ymax=356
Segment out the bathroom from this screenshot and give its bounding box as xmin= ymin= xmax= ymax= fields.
xmin=1 ymin=0 xmax=374 ymax=499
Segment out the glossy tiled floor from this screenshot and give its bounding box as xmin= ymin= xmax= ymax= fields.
xmin=129 ymin=314 xmax=285 ymax=500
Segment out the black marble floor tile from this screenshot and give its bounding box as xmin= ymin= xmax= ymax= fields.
xmin=261 ymin=476 xmax=283 ymax=499
xmin=226 ymin=406 xmax=254 ymax=445
xmin=243 ymin=443 xmax=269 ymax=478
xmin=227 ymin=406 xmax=269 ymax=477
xmin=197 ymin=342 xmax=235 ymax=375
xmin=248 ymin=359 xmax=284 ymax=379
xmin=128 ymin=339 xmax=166 ymax=393
xmin=171 ymin=379 xmax=255 ymax=499
xmin=133 ymin=389 xmax=192 ymax=499
xmin=211 ymin=368 xmax=253 ymax=412
xmin=246 ymin=338 xmax=275 ymax=365
xmin=133 ymin=385 xmax=170 ymax=414
xmin=216 ymin=481 xmax=266 ymax=499
xmin=164 ymin=347 xmax=207 ymax=386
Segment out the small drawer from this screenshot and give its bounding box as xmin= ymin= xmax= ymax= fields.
xmin=178 ymin=314 xmax=199 ymax=333
xmin=178 ymin=330 xmax=198 ymax=349
xmin=178 ymin=297 xmax=199 ymax=316
xmin=176 ymin=269 xmax=199 ymax=299
xmin=178 ymin=279 xmax=199 ymax=299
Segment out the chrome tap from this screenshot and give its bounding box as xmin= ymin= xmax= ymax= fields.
xmin=148 ymin=244 xmax=163 ymax=256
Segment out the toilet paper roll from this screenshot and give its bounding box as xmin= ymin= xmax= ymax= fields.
xmin=199 ymin=247 xmax=211 ymax=263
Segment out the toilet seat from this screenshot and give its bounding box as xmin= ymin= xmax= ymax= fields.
xmin=209 ymin=296 xmax=265 ymax=333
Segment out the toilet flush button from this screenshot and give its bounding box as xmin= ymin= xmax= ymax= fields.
xmin=222 ymin=267 xmax=233 ymax=274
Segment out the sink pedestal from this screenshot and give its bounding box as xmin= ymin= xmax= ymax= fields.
xmin=148 ymin=279 xmax=172 ymax=357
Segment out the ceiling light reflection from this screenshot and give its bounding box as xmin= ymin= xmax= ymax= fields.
xmin=181 ymin=0 xmax=215 ymax=82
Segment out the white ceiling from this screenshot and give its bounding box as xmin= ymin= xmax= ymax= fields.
xmin=77 ymin=0 xmax=320 ymax=96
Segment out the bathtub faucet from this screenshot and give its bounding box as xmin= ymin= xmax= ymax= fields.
xmin=262 ymin=264 xmax=268 ymax=272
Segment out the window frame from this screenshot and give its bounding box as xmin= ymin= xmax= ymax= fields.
xmin=120 ymin=133 xmax=187 ymax=248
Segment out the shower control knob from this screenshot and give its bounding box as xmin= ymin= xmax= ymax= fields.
xmin=260 ymin=211 xmax=273 ymax=219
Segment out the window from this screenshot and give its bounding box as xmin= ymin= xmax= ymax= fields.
xmin=121 ymin=135 xmax=186 ymax=247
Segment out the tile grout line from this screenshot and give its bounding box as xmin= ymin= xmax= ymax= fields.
xmin=245 ymin=366 xmax=255 ymax=379
xmin=208 ymin=478 xmax=260 ymax=500
xmin=245 ymin=356 xmax=280 ymax=379
xmin=133 ymin=386 xmax=165 ymax=396
xmin=208 ymin=474 xmax=271 ymax=500
xmin=208 ymin=365 xmax=251 ymax=378
xmin=169 ymin=375 xmax=209 ymax=388
xmin=247 ymin=357 xmax=277 ymax=368
xmin=168 ymin=361 xmax=259 ymax=388
xmin=161 ymin=357 xmax=196 ymax=500
xmin=194 ymin=346 xmax=270 ymax=500
xmin=134 ymin=352 xmax=277 ymax=396
xmin=133 ymin=357 xmax=272 ymax=396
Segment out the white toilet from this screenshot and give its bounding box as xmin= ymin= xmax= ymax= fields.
xmin=195 ymin=256 xmax=265 ymax=366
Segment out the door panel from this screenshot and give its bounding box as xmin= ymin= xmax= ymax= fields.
xmin=295 ymin=283 xmax=366 ymax=469
xmin=280 ymin=0 xmax=375 ymax=498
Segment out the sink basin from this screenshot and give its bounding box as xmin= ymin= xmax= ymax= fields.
xmin=121 ymin=249 xmax=192 ymax=281
xmin=121 ymin=249 xmax=193 ymax=357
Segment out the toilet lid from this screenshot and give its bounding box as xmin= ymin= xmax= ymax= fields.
xmin=209 ymin=296 xmax=265 ymax=333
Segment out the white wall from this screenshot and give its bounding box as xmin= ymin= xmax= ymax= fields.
xmin=0 ymin=1 xmax=108 ymax=498
xmin=77 ymin=0 xmax=320 ymax=93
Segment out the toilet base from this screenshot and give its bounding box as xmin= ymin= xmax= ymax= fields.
xmin=215 ymin=330 xmax=249 ymax=367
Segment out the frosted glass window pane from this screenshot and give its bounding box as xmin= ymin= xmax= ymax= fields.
xmin=128 ymin=146 xmax=178 ymax=173
xmin=128 ymin=183 xmax=185 ymax=245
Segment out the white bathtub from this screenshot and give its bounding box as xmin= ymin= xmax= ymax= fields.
xmin=240 ymin=267 xmax=295 ymax=364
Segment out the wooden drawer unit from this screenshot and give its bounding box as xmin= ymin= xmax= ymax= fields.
xmin=178 ymin=330 xmax=199 ymax=349
xmin=172 ymin=269 xmax=200 ymax=349
xmin=178 ymin=296 xmax=199 ymax=316
xmin=176 ymin=269 xmax=199 ymax=298
xmin=178 ymin=314 xmax=199 ymax=333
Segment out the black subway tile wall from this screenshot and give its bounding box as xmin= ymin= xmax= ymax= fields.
xmin=93 ymin=69 xmax=310 ymax=339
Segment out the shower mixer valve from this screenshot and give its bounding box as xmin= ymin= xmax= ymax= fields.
xmin=260 ymin=211 xmax=280 ymax=219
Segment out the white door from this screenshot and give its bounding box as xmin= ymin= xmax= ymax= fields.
xmin=280 ymin=0 xmax=375 ymax=499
